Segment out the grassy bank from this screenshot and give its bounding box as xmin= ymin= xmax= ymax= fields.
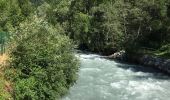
xmin=137 ymin=44 xmax=170 ymax=59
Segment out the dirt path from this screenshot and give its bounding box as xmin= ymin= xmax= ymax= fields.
xmin=0 ymin=54 xmax=12 ymax=99
xmin=0 ymin=54 xmax=8 ymax=66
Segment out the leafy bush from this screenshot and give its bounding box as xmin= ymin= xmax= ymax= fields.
xmin=6 ymin=16 xmax=79 ymax=100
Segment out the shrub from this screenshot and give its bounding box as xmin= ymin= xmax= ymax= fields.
xmin=6 ymin=16 xmax=79 ymax=100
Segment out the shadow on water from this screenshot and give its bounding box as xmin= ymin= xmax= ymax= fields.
xmin=115 ymin=62 xmax=170 ymax=80
xmin=76 ymin=50 xmax=170 ymax=80
xmin=76 ymin=50 xmax=100 ymax=56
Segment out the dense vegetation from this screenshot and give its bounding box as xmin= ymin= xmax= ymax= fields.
xmin=0 ymin=0 xmax=170 ymax=99
xmin=0 ymin=0 xmax=79 ymax=99
xmin=66 ymin=0 xmax=170 ymax=56
xmin=6 ymin=18 xmax=78 ymax=99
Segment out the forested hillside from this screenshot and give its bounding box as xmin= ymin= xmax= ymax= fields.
xmin=0 ymin=0 xmax=170 ymax=99
xmin=67 ymin=0 xmax=170 ymax=56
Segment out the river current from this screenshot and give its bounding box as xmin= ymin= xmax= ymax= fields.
xmin=62 ymin=53 xmax=170 ymax=100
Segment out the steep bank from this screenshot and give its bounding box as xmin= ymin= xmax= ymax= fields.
xmin=126 ymin=54 xmax=170 ymax=74
xmin=109 ymin=51 xmax=170 ymax=74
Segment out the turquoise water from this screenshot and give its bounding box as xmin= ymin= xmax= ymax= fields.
xmin=62 ymin=53 xmax=170 ymax=100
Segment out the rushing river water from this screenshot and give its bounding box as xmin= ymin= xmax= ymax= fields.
xmin=62 ymin=53 xmax=170 ymax=100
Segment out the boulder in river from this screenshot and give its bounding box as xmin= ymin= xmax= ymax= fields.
xmin=108 ymin=50 xmax=126 ymax=60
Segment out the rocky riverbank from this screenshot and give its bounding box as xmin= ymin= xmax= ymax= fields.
xmin=108 ymin=51 xmax=170 ymax=74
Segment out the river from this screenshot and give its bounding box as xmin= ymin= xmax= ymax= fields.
xmin=62 ymin=52 xmax=170 ymax=100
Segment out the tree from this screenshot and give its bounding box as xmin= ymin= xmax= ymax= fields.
xmin=6 ymin=16 xmax=79 ymax=99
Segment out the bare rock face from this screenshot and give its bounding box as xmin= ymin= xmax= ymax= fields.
xmin=107 ymin=50 xmax=170 ymax=74
xmin=134 ymin=55 xmax=170 ymax=74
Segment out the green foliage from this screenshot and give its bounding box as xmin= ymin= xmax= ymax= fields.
xmin=45 ymin=0 xmax=70 ymax=25
xmin=66 ymin=0 xmax=125 ymax=54
xmin=1 ymin=0 xmax=170 ymax=99
xmin=6 ymin=17 xmax=79 ymax=99
xmin=18 ymin=0 xmax=34 ymax=17
xmin=64 ymin=0 xmax=170 ymax=56
xmin=0 ymin=0 xmax=35 ymax=32
xmin=152 ymin=44 xmax=170 ymax=58
xmin=71 ymin=12 xmax=90 ymax=44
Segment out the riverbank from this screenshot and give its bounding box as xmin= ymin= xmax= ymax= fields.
xmin=77 ymin=49 xmax=170 ymax=74
xmin=126 ymin=54 xmax=170 ymax=74
xmin=108 ymin=51 xmax=170 ymax=75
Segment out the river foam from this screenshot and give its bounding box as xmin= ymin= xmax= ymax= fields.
xmin=62 ymin=53 xmax=170 ymax=100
